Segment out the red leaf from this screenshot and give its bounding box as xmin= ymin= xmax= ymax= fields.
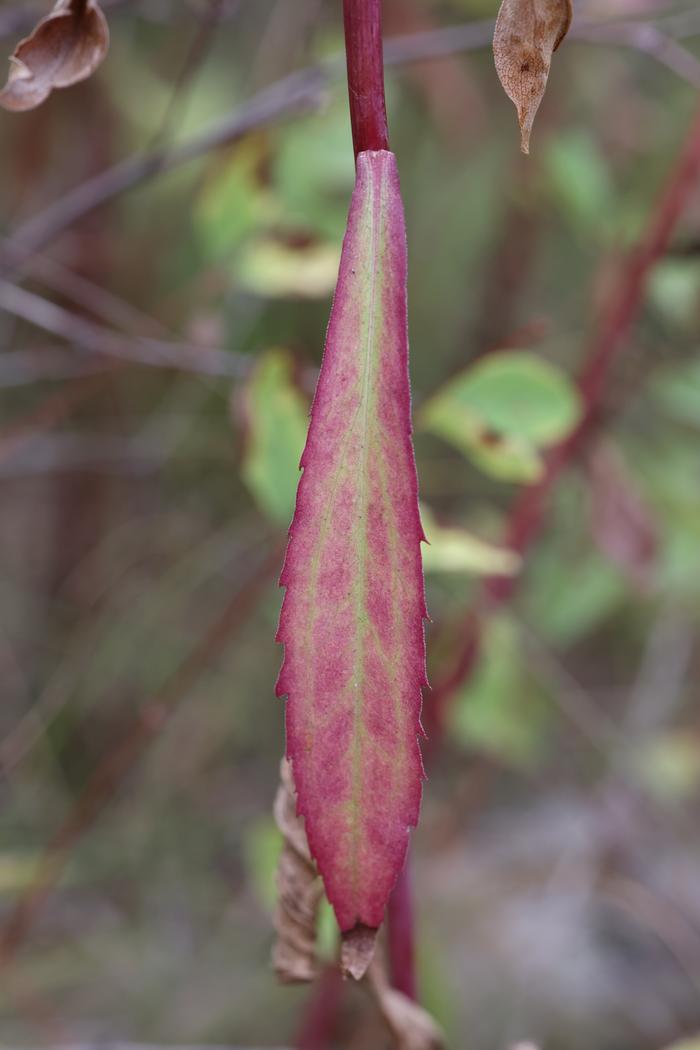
xmin=276 ymin=150 xmax=427 ymax=934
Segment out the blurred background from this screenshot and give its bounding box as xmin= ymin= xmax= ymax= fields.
xmin=1 ymin=1 xmax=700 ymax=1048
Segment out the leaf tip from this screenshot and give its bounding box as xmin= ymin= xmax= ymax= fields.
xmin=517 ymin=99 xmax=538 ymax=155
xmin=341 ymin=923 xmax=377 ymax=981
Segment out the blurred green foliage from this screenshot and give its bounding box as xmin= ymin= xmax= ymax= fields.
xmin=1 ymin=1 xmax=700 ymax=1049
xmin=420 ymin=350 xmax=581 ymax=481
xmin=241 ymin=349 xmax=308 ymax=522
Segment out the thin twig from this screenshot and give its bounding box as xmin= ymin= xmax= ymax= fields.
xmin=5 ymin=11 xmax=700 ymax=263
xmin=0 ymin=371 xmax=111 ymax=447
xmin=147 ymin=0 xmax=229 ymax=148
xmin=343 ymin=0 xmax=389 ymax=157
xmin=15 ymin=249 xmax=170 ymax=336
xmin=575 ymin=20 xmax=700 ymax=89
xmin=6 ymin=69 xmax=328 ymax=261
xmin=0 ymin=0 xmax=248 ymax=39
xmin=0 ymin=541 xmax=282 ymax=975
xmin=0 ymin=349 xmax=112 ymax=387
xmin=0 ymin=433 xmax=178 ymax=478
xmin=0 ymin=280 xmax=249 ymax=378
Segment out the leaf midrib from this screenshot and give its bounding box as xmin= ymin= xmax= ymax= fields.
xmin=299 ymin=161 xmax=386 ymax=912
xmin=349 ymin=162 xmax=382 ymax=906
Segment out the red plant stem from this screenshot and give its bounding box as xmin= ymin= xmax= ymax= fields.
xmin=386 ymin=861 xmax=417 ymax=1000
xmin=296 ymin=966 xmax=344 ymax=1050
xmin=343 ymin=0 xmax=414 ymax=1017
xmin=343 ymin=0 xmax=390 ymax=157
xmin=343 ymin=0 xmax=415 ymax=1009
xmin=432 ymin=101 xmax=700 ymax=709
xmin=294 ymin=9 xmax=406 ymax=1046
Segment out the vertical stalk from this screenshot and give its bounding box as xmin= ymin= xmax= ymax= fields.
xmin=387 ymin=862 xmax=418 ymax=1000
xmin=342 ymin=0 xmax=389 ymax=158
xmin=343 ymin=0 xmax=417 ymax=1005
xmin=295 ymin=10 xmax=416 ymax=1044
xmin=296 ymin=967 xmax=343 ymax=1050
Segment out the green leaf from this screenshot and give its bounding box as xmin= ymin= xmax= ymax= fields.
xmin=241 ymin=349 xmax=308 ymax=524
xmin=316 ymin=897 xmax=339 ymax=963
xmin=275 ymin=99 xmax=356 ymax=241
xmin=420 ymin=351 xmax=581 ymax=482
xmin=195 ymin=136 xmax=278 ymax=260
xmin=544 ymin=131 xmax=615 ymax=238
xmin=236 ymin=237 xmax=341 ymax=299
xmin=630 ymin=731 xmax=700 ymax=804
xmin=243 ymin=817 xmax=338 ymax=960
xmin=526 ymin=545 xmax=626 ymax=645
xmin=448 ymin=615 xmax=545 ymax=767
xmin=243 ymin=817 xmax=282 ymax=912
xmin=651 ymin=356 xmax=700 ymax=428
xmin=420 ymin=503 xmax=520 ymax=576
xmin=649 ymin=259 xmax=700 ymax=330
xmin=194 ymin=121 xmax=348 ymax=295
xmin=0 ymin=852 xmax=42 ymax=893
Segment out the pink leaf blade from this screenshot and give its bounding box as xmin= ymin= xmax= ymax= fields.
xmin=276 ymin=149 xmax=427 ymax=934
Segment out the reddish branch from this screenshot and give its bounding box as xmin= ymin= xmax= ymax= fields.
xmin=293 ymin=7 xmax=416 ymax=1044
xmin=430 ymin=101 xmax=700 ymax=724
xmin=386 ymin=862 xmax=417 ymax=1001
xmin=296 ymin=967 xmax=344 ymax=1050
xmin=343 ymin=0 xmax=390 ymax=157
xmin=342 ymin=0 xmax=421 ymax=1014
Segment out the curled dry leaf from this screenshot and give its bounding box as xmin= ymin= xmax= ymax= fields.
xmin=366 ymin=955 xmax=445 ymax=1050
xmin=493 ymin=0 xmax=572 ymax=153
xmin=272 ymin=759 xmax=324 ymax=984
xmin=0 ymin=0 xmax=109 ymax=113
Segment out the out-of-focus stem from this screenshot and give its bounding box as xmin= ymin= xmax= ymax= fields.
xmin=343 ymin=0 xmax=390 ymax=157
xmin=294 ymin=9 xmax=410 ymax=1047
xmin=386 ymin=860 xmax=417 ymax=1001
xmin=296 ymin=966 xmax=344 ymax=1050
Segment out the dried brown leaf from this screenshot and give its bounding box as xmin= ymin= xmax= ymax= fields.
xmin=366 ymin=955 xmax=446 ymax=1050
xmin=0 ymin=0 xmax=109 ymax=113
xmin=272 ymin=759 xmax=323 ymax=984
xmin=493 ymin=0 xmax=572 ymax=153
